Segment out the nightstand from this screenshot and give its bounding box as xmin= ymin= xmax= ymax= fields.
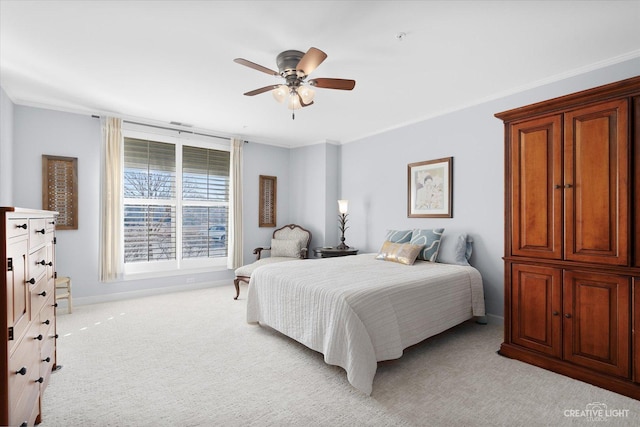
xmin=313 ymin=247 xmax=359 ymax=258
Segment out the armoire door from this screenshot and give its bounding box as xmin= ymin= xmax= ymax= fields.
xmin=509 ymin=114 xmax=563 ymax=259
xmin=511 ymin=263 xmax=562 ymax=357
xmin=563 ymin=270 xmax=630 ymax=378
xmin=564 ymin=99 xmax=629 ymax=266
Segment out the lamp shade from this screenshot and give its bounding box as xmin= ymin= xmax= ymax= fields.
xmin=338 ymin=200 xmax=348 ymax=214
xmin=298 ymin=85 xmax=315 ymax=104
xmin=272 ymin=85 xmax=288 ymax=103
xmin=287 ymin=92 xmax=301 ymax=110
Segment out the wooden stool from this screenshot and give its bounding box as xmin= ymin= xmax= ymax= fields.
xmin=55 ymin=276 xmax=72 ymax=314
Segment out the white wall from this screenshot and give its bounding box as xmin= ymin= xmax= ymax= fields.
xmin=288 ymin=142 xmax=341 ymax=249
xmin=339 ymin=57 xmax=640 ymax=318
xmin=240 ymin=140 xmax=292 ymax=263
xmin=3 ymin=56 xmax=638 ymax=311
xmin=11 ymin=108 xmax=244 ymax=302
xmin=0 ymin=87 xmax=13 ymax=205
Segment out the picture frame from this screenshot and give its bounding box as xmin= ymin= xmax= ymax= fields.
xmin=408 ymin=157 xmax=453 ymax=218
xmin=42 ymin=154 xmax=79 ymax=229
xmin=259 ymin=175 xmax=277 ymax=227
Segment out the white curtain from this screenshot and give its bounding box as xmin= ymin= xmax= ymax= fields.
xmin=227 ymin=138 xmax=243 ymax=269
xmin=99 ymin=117 xmax=123 ymax=282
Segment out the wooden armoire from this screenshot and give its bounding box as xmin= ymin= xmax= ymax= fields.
xmin=496 ymin=76 xmax=640 ymax=400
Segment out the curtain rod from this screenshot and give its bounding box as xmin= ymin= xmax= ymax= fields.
xmin=91 ymin=115 xmax=240 ymax=142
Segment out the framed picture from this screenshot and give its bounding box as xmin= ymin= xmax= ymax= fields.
xmin=408 ymin=157 xmax=453 ymax=218
xmin=259 ymin=175 xmax=277 ymax=227
xmin=42 ymin=155 xmax=78 ymax=229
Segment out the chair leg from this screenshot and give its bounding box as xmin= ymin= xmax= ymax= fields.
xmin=67 ymin=278 xmax=72 ymax=313
xmin=233 ymin=278 xmax=240 ymax=300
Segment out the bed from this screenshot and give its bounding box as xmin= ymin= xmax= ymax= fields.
xmin=246 ymin=252 xmax=485 ymax=395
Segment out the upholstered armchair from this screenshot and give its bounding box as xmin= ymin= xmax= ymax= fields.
xmin=233 ymin=224 xmax=312 ymax=300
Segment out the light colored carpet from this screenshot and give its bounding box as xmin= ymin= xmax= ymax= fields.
xmin=41 ymin=285 xmax=640 ymax=426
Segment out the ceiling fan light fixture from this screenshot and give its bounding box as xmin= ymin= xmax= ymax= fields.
xmin=235 ymin=47 xmax=355 ymax=118
xmin=272 ymin=85 xmax=288 ymax=103
xmin=287 ymin=91 xmax=302 ymax=110
xmin=298 ymin=85 xmax=315 ymax=104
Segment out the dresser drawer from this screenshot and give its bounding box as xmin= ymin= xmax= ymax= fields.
xmin=6 ymin=218 xmax=29 ymax=239
xmin=28 ymin=246 xmax=48 ymax=284
xmin=30 ymin=275 xmax=51 ymax=318
xmin=8 ymin=324 xmax=41 ymax=427
xmin=28 ymin=218 xmax=47 ymax=250
xmin=39 ymin=296 xmax=56 ymax=335
xmin=9 ymin=380 xmax=39 ymax=427
xmin=40 ymin=334 xmax=56 ymax=376
xmin=39 ymin=339 xmax=55 ymax=392
xmin=40 ymin=300 xmax=57 ymax=366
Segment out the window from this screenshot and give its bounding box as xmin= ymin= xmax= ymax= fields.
xmin=122 ymin=130 xmax=230 ymax=275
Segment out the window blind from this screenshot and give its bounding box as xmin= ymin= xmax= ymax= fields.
xmin=182 ymin=146 xmax=230 ymax=258
xmin=124 ymin=138 xmax=176 ymax=199
xmin=122 ymin=136 xmax=230 ymax=265
xmin=182 ymin=146 xmax=230 ymax=200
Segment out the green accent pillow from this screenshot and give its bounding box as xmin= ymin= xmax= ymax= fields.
xmin=409 ymin=228 xmax=444 ymax=262
xmin=384 ymin=229 xmax=413 ymax=243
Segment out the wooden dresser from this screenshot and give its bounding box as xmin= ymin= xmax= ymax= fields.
xmin=1 ymin=208 xmax=58 ymax=426
xmin=496 ymin=76 xmax=640 ymax=400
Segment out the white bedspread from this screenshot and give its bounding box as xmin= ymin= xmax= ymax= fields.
xmin=246 ymin=253 xmax=485 ymax=395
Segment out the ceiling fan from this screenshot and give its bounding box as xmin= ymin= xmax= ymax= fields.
xmin=234 ymin=47 xmax=356 ymax=119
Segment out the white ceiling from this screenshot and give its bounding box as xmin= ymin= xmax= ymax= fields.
xmin=1 ymin=1 xmax=639 ymax=147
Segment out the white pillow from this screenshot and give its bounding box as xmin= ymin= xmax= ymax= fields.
xmin=270 ymin=239 xmax=301 ymax=258
xmin=436 ymin=233 xmax=472 ymax=266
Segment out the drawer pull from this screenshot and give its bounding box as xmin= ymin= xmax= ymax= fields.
xmin=43 ymin=319 xmax=50 ymax=325
xmin=16 ymin=223 xmax=27 ymax=229
xmin=52 ymin=334 xmax=59 ymax=339
xmin=37 ymin=259 xmax=52 ymax=266
xmin=35 ymin=334 xmax=43 ymax=341
xmin=565 ymin=313 xmax=572 ymax=318
xmin=54 ymin=303 xmax=58 ymax=307
xmin=21 ymin=422 xmax=28 ymax=427
xmin=43 ymin=357 xmax=51 ymax=363
xmin=16 ymin=367 xmax=27 ymax=375
xmin=46 ymin=261 xmax=53 ymax=266
xmin=35 ymin=377 xmax=44 ymax=383
xmin=38 ymin=290 xmax=47 ymax=297
xmin=26 ymin=278 xmax=36 ymax=285
xmin=36 ymin=228 xmax=46 ymax=234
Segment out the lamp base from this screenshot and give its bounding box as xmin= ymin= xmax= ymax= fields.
xmin=336 ymin=242 xmax=350 ymax=250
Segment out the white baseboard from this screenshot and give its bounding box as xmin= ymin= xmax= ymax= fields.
xmin=69 ymin=279 xmax=230 ymax=307
xmin=485 ymin=313 xmax=504 ymax=325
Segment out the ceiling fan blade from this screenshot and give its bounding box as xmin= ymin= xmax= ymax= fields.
xmin=296 ymin=47 xmax=327 ymax=76
xmin=308 ymin=78 xmax=356 ymax=90
xmin=243 ymin=85 xmax=280 ymax=96
xmin=234 ymin=58 xmax=279 ymax=76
